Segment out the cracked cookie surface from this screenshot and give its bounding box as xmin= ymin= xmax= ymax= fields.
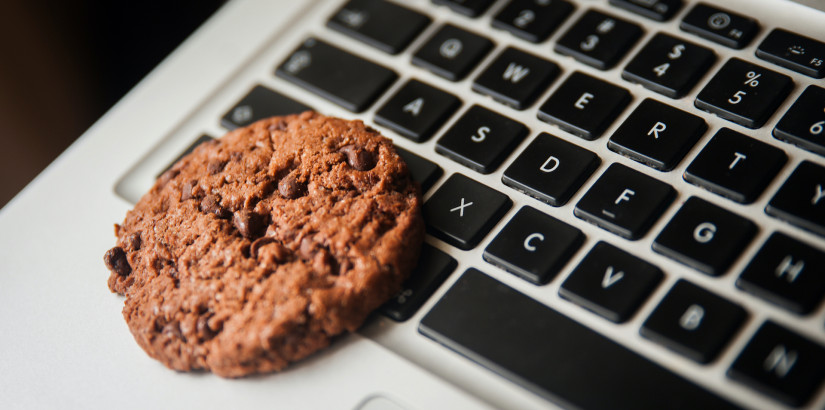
xmin=104 ymin=112 xmax=424 ymax=377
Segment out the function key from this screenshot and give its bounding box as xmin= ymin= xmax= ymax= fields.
xmin=374 ymin=79 xmax=461 ymax=142
xmin=695 ymin=58 xmax=793 ymax=129
xmin=774 ymin=85 xmax=825 ymax=157
xmin=381 ymin=243 xmax=457 ymax=321
xmin=275 ymin=38 xmax=397 ymax=112
xmin=560 ymin=241 xmax=664 ymax=323
xmin=327 ymin=0 xmax=431 ymax=55
xmin=756 ymin=28 xmax=825 ymax=79
xmin=502 ymin=132 xmax=600 ymax=207
xmin=574 ymin=163 xmax=676 ymax=240
xmin=220 ymin=85 xmax=311 ymax=130
xmin=483 ymin=206 xmax=584 ymax=285
xmin=393 ymin=146 xmax=443 ymax=194
xmin=555 ymin=10 xmax=643 ymax=70
xmin=412 ymin=24 xmax=494 ymax=81
xmin=472 ymin=47 xmax=560 ymax=110
xmin=435 ymin=105 xmax=529 ymax=174
xmin=728 ymin=321 xmax=825 ymax=407
xmin=491 ymin=0 xmax=574 ymax=43
xmin=684 ymin=128 xmax=787 ymax=204
xmin=622 ymin=33 xmax=716 ymax=99
xmin=641 ymin=279 xmax=747 ymax=364
xmin=432 ymin=0 xmax=495 ymax=17
xmin=537 ymin=71 xmax=632 ymax=140
xmin=680 ymin=3 xmax=759 ymax=49
xmin=653 ymin=196 xmax=757 ymax=276
xmin=424 ymin=173 xmax=512 ymax=250
xmin=766 ymin=160 xmax=825 ymax=238
xmin=608 ymin=98 xmax=707 ymax=171
xmin=737 ymin=232 xmax=825 ymax=315
xmin=609 ymin=0 xmax=682 ymax=21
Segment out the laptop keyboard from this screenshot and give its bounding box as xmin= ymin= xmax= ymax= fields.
xmin=119 ymin=0 xmax=825 ymax=408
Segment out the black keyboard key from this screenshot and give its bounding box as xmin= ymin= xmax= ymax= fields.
xmin=609 ymin=0 xmax=681 ymax=21
xmin=622 ymin=33 xmax=716 ymax=99
xmin=684 ymin=128 xmax=787 ymax=204
xmin=424 ymin=174 xmax=512 ymax=250
xmin=774 ymin=85 xmax=825 ymax=157
xmin=381 ymin=244 xmax=457 ymax=321
xmin=728 ymin=321 xmax=825 ymax=407
xmin=766 ymin=161 xmax=825 ymax=238
xmin=275 ymin=38 xmax=396 ymax=113
xmin=756 ymin=28 xmax=825 ymax=79
xmin=435 ymin=105 xmax=528 ymax=174
xmin=555 ymin=10 xmax=643 ymax=70
xmin=220 ymin=85 xmax=312 ymax=130
xmin=502 ymin=132 xmax=600 ymax=206
xmin=641 ymin=280 xmax=747 ymax=364
xmin=560 ymin=241 xmax=663 ymax=323
xmin=680 ymin=3 xmax=759 ymax=49
xmin=420 ymin=269 xmax=741 ymax=409
xmin=374 ymin=79 xmax=461 ymax=142
xmin=608 ymin=98 xmax=707 ymax=171
xmin=737 ymin=232 xmax=825 ymax=315
xmin=158 ymin=135 xmax=215 ymax=178
xmin=483 ymin=206 xmax=584 ymax=285
xmin=653 ymin=196 xmax=757 ymax=275
xmin=695 ymin=58 xmax=793 ymax=129
xmin=472 ymin=47 xmax=560 ymax=110
xmin=393 ymin=146 xmax=443 ymax=193
xmin=327 ymin=0 xmax=431 ymax=55
xmin=575 ymin=163 xmax=676 ymax=240
xmin=491 ymin=0 xmax=574 ymax=43
xmin=432 ymin=0 xmax=494 ymax=17
xmin=412 ymin=24 xmax=494 ymax=81
xmin=537 ymin=72 xmax=632 ymax=140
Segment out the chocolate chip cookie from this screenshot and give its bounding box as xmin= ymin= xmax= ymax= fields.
xmin=104 ymin=112 xmax=424 ymax=377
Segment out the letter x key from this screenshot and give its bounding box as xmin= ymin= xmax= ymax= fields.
xmin=425 ymin=174 xmax=512 ymax=250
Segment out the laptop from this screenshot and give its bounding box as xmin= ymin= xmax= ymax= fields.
xmin=2 ymin=0 xmax=824 ymax=408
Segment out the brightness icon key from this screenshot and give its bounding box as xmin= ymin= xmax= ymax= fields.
xmin=757 ymin=28 xmax=825 ymax=78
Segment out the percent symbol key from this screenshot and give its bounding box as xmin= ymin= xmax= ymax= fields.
xmin=696 ymin=58 xmax=792 ymax=128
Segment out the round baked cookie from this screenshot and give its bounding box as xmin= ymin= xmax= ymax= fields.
xmin=104 ymin=112 xmax=424 ymax=377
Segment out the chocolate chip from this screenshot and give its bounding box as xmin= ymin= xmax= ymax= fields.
xmin=104 ymin=247 xmax=132 ymax=277
xmin=200 ymin=195 xmax=230 ymax=219
xmin=233 ymin=210 xmax=265 ymax=239
xmin=180 ymin=180 xmax=196 ymax=201
xmin=126 ymin=233 xmax=142 ymax=251
xmin=162 ymin=321 xmax=183 ymax=339
xmin=299 ymin=236 xmax=318 ymax=260
xmin=339 ymin=145 xmax=376 ymax=171
xmin=207 ymin=160 xmax=228 ymax=175
xmin=196 ymin=315 xmax=216 ymax=340
xmin=278 ymin=174 xmax=306 ymax=199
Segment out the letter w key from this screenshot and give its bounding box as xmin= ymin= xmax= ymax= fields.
xmin=502 ymin=62 xmax=531 ymax=83
xmin=473 ymin=47 xmax=560 ymax=110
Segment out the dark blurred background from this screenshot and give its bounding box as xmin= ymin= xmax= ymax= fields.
xmin=0 ymin=0 xmax=226 ymax=209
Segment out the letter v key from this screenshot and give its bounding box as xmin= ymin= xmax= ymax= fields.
xmin=601 ymin=266 xmax=625 ymax=289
